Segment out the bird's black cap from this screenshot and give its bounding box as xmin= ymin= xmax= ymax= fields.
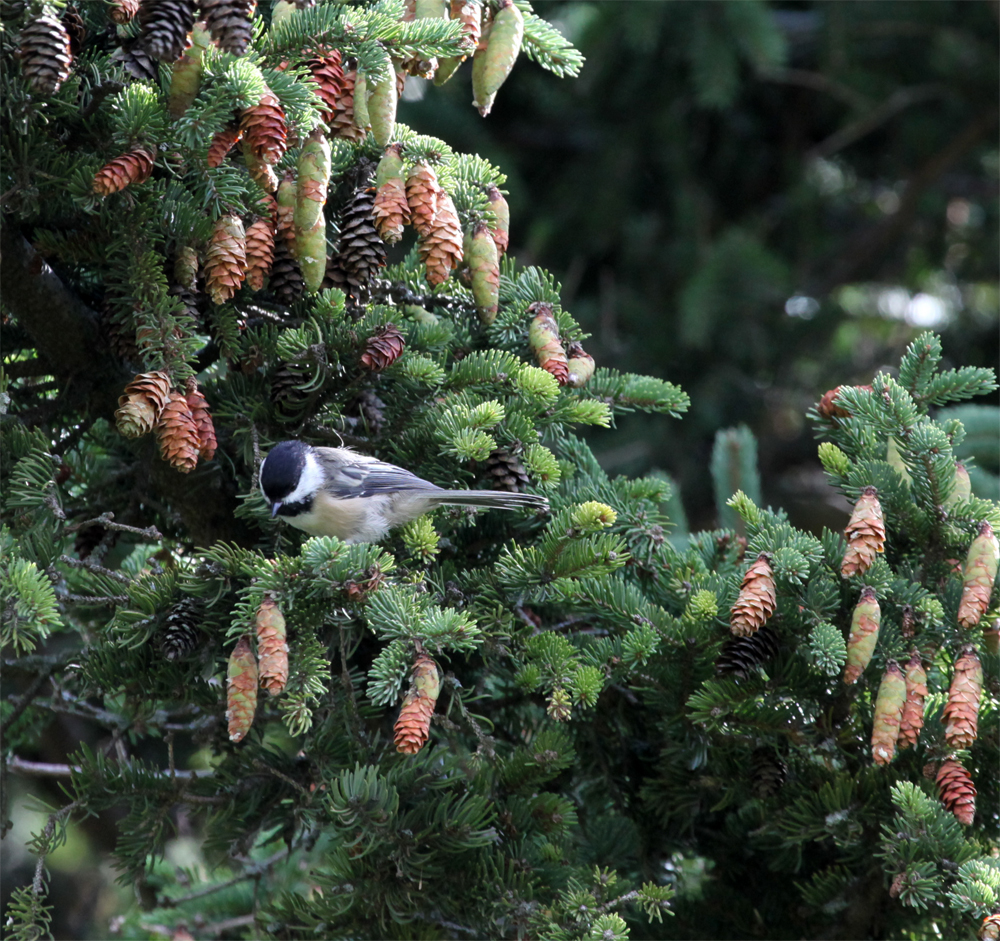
xmin=260 ymin=440 xmax=308 ymax=501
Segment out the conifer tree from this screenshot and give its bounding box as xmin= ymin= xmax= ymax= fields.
xmin=1 ymin=4 xmax=998 ymax=941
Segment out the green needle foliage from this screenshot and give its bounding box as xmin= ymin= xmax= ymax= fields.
xmin=1 ymin=4 xmax=997 ymax=941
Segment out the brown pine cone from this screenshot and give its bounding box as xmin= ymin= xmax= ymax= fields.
xmin=405 ymin=162 xmax=440 ymax=238
xmin=730 ymin=553 xmax=777 ymax=637
xmin=936 ymin=758 xmax=976 ymax=825
xmin=750 ymin=747 xmax=787 ymax=798
xmin=240 ymin=89 xmax=287 ymax=166
xmin=394 ymin=654 xmax=440 ymax=754
xmin=327 ymin=69 xmax=366 ymax=142
xmin=360 ymin=324 xmax=405 ymax=371
xmin=204 ymin=213 xmax=246 ymax=305
xmin=304 ymin=50 xmax=346 ymax=125
xmin=110 ymin=42 xmax=158 ymax=81
xmin=897 ymin=651 xmax=927 ymax=750
xmin=270 ymin=360 xmax=313 ymax=417
xmin=115 ymin=370 xmax=172 ymax=438
xmin=373 ymin=146 xmax=410 ymax=244
xmin=184 ymin=380 xmax=217 ymax=461
xmin=842 ymin=486 xmax=885 ymax=578
xmin=19 ymin=6 xmax=73 ymax=95
xmin=244 ymin=216 xmax=276 ymax=292
xmin=268 ymin=237 xmax=305 ymax=303
xmin=61 ymin=4 xmax=86 ymax=58
xmin=716 ymin=622 xmax=780 ymax=679
xmin=943 ymin=645 xmax=983 ymax=749
xmin=326 ymin=186 xmax=386 ymax=299
xmin=199 ymin=0 xmax=253 ymax=56
xmin=155 ymin=391 xmax=200 ymax=472
xmin=207 ymin=124 xmax=242 ymax=167
xmin=93 ymin=147 xmax=156 ymax=196
xmin=418 ymin=190 xmax=463 ymax=285
xmin=139 ymin=0 xmax=197 ymax=62
xmin=109 ymin=0 xmax=141 ymax=25
xmin=102 ymin=304 xmax=141 ymax=364
xmin=481 ymin=448 xmax=530 ymax=493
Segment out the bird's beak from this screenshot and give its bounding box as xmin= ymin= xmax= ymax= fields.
xmin=270 ymin=502 xmax=282 ymax=518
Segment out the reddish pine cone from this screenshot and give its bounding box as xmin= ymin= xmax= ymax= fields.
xmin=419 ymin=190 xmax=463 ymax=285
xmin=226 ymin=635 xmax=258 ymax=742
xmin=93 ymin=147 xmax=156 ymax=196
xmin=304 ymin=50 xmax=346 ymax=125
xmin=255 ymin=596 xmax=288 ymax=697
xmin=871 ymin=660 xmax=905 ymax=766
xmin=240 ymin=89 xmax=287 ymax=166
xmin=204 ymin=213 xmax=247 ymax=304
xmin=842 ymin=486 xmax=885 ymax=578
xmin=394 ymin=654 xmax=441 ymax=754
xmin=957 ymin=520 xmax=999 ymax=629
xmin=115 ymin=370 xmax=172 ymax=438
xmin=843 ymin=586 xmax=880 ymax=685
xmin=816 ymin=383 xmax=873 ymax=420
xmin=980 ymin=914 xmax=1000 ymax=941
xmin=405 ymin=162 xmax=441 ymax=238
xmin=943 ymin=645 xmax=983 ymax=749
xmin=897 ymin=651 xmax=927 ymax=750
xmin=155 ymin=391 xmax=200 ymax=472
xmin=729 ymin=552 xmax=777 ymax=637
xmin=528 ymin=301 xmax=569 ymax=385
xmin=184 ymin=380 xmax=217 ymax=461
xmin=360 ymin=324 xmax=405 ymax=371
xmin=19 ymin=5 xmax=73 ymax=96
xmin=207 ymin=125 xmax=242 ymax=167
xmin=936 ymin=758 xmax=976 ymax=826
xmin=109 ymin=0 xmax=140 ymax=24
xmin=373 ymin=143 xmax=409 ymax=244
xmin=244 ymin=216 xmax=276 ymax=292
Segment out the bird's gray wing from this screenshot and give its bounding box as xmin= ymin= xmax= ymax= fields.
xmin=313 ymin=449 xmax=444 ymax=498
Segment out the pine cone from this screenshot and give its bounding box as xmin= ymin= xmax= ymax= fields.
xmin=304 ymin=50 xmax=346 ymax=125
xmin=242 ymin=136 xmax=279 ymax=193
xmin=256 ymin=596 xmax=289 ymax=697
xmin=980 ymin=914 xmax=1000 ymax=941
xmin=468 ymin=220 xmax=499 ymax=321
xmin=160 ymin=598 xmax=204 ymax=660
xmin=207 ymin=124 xmax=242 ymax=167
xmin=268 ymin=237 xmax=304 ymax=303
xmin=61 ymin=4 xmax=86 ymax=58
xmin=93 ymin=147 xmax=156 ymax=196
xmin=244 ymin=216 xmax=275 ymax=292
xmin=240 ymin=89 xmax=287 ymax=166
xmin=716 ymin=622 xmax=779 ymax=679
xmin=226 ymin=635 xmax=258 ymax=742
xmin=936 ymin=758 xmax=976 ymax=825
xmin=957 ymin=520 xmax=999 ymax=629
xmin=155 ymin=391 xmax=200 ymax=472
xmin=199 ymin=0 xmax=253 ymax=56
xmin=900 ymin=603 xmax=916 ymax=639
xmin=565 ymin=341 xmax=596 ymax=388
xmin=943 ymin=645 xmax=983 ymax=748
xmin=110 ymin=42 xmax=158 ymax=81
xmin=405 ymin=162 xmax=441 ymax=238
xmin=842 ymin=486 xmax=885 ymax=578
xmin=327 ymin=186 xmax=386 ymax=298
xmin=360 ymin=324 xmax=405 ymax=371
xmin=750 ymin=747 xmax=786 ymax=798
xmin=19 ymin=6 xmax=73 ymax=96
xmin=394 ymin=654 xmax=441 ymax=754
xmin=486 ymin=183 xmax=510 ymax=255
xmin=270 ymin=359 xmax=313 ymax=416
xmin=327 ymin=68 xmax=366 ymax=142
xmin=729 ymin=552 xmax=777 ymax=637
xmin=347 ymin=389 xmax=386 ymax=436
xmin=871 ymin=660 xmax=905 ymax=766
xmin=373 ymin=143 xmax=409 ymax=244
xmin=204 ymin=213 xmax=246 ymax=305
xmin=481 ymin=447 xmax=530 ymax=493
xmin=102 ymin=305 xmax=141 ymax=364
xmin=897 ymin=651 xmax=927 ymax=749
xmin=528 ymin=301 xmax=569 ymax=384
xmin=139 ymin=0 xmax=197 ymax=62
xmin=115 ymin=370 xmax=172 ymax=437
xmin=843 ymin=586 xmax=881 ymax=685
xmin=184 ymin=380 xmax=217 ymax=461
xmin=109 ymin=0 xmax=141 ymax=25
xmin=547 ymin=687 xmax=572 ymax=722
xmin=420 ymin=188 xmax=464 ymax=285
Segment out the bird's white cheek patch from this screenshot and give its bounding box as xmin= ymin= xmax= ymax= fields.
xmin=283 ymin=452 xmax=326 ymax=507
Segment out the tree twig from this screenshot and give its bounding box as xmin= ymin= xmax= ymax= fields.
xmin=66 ymin=512 xmax=162 ymax=541
xmin=8 ymin=755 xmax=214 ymax=781
xmin=57 ymin=554 xmax=133 ymax=584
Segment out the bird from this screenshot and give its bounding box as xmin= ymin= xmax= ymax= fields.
xmin=258 ymin=440 xmax=549 ymax=544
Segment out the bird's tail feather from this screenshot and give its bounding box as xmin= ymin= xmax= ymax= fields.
xmin=429 ymin=490 xmax=549 ymax=511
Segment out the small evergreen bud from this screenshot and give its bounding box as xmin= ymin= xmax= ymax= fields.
xmin=547 ymin=686 xmax=572 ymax=722
xmin=523 ymin=443 xmax=561 ymax=489
xmin=514 ymin=365 xmax=560 ymax=404
xmin=570 ymin=665 xmax=603 ymax=707
xmin=401 ymin=515 xmax=440 ymax=563
xmin=686 ymin=589 xmax=719 ymax=621
xmin=570 ymin=501 xmax=617 ymax=531
xmin=818 ymin=441 xmax=851 ymax=478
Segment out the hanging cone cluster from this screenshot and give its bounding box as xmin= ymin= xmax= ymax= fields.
xmin=528 ymin=302 xmax=569 ymax=384
xmin=481 ymin=448 xmax=530 ymax=493
xmin=256 ymin=596 xmax=289 ymax=697
xmin=327 ymin=186 xmax=386 ymax=297
xmin=139 ymin=0 xmax=197 ymax=62
xmin=943 ymin=645 xmax=982 ymax=748
xmin=155 ymin=392 xmax=200 ymax=472
xmin=434 ymin=0 xmax=481 ymax=86
xmin=565 ymin=341 xmax=596 ymax=388
xmin=199 ymin=0 xmax=254 ymax=55
xmin=240 ymin=89 xmax=288 ymax=167
xmin=207 ymin=125 xmax=242 ymax=167
xmin=160 ymin=597 xmax=204 ymax=660
xmin=897 ymin=651 xmax=927 ymax=749
xmin=373 ymin=144 xmax=410 ymax=244
xmin=841 ymin=486 xmax=885 ymax=578
xmin=394 ymin=653 xmax=441 ymax=754
xmin=204 ymin=213 xmax=247 ymax=304
xmin=93 ymin=147 xmax=156 ymax=196
xmin=244 ymin=215 xmax=276 ymax=292
xmin=750 ymin=747 xmax=787 ymax=798
xmin=468 ymin=221 xmax=499 ymax=323
xmin=936 ymin=758 xmax=976 ymax=825
xmin=360 ymin=324 xmax=405 ymax=371
xmin=871 ymin=660 xmax=905 ymax=765
xmin=957 ymin=520 xmax=999 ymax=628
xmin=729 ymin=552 xmax=777 ymax=637
xmin=109 ymin=0 xmax=141 ymax=24
xmin=184 ymin=379 xmax=217 ymax=461
xmin=843 ymin=587 xmax=880 ymax=684
xmin=115 ymin=371 xmax=172 ymax=438
xmin=471 ymin=0 xmax=523 ymax=116
xmin=716 ymin=622 xmax=779 ymax=679
xmin=19 ymin=5 xmax=73 ymax=96
xmin=226 ymin=635 xmax=258 ymax=742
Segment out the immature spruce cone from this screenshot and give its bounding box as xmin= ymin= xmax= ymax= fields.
xmin=199 ymin=0 xmax=254 ymax=56
xmin=155 ymin=391 xmax=200 ymax=472
xmin=226 ymin=635 xmax=258 ymax=742
xmin=61 ymin=5 xmax=86 ymax=57
xmin=730 ymin=553 xmax=777 ymax=637
xmin=842 ymin=486 xmax=885 ymax=578
xmin=115 ymin=370 xmax=172 ymax=437
xmin=716 ymin=622 xmax=779 ymax=679
xmin=481 ymin=448 xmax=530 ymax=493
xmin=204 ymin=213 xmax=246 ymax=304
xmin=139 ymin=0 xmax=197 ymax=62
xmin=160 ymin=597 xmax=204 ymax=660
xmin=207 ymin=124 xmax=242 ymax=167
xmin=240 ymin=89 xmax=287 ymax=166
xmin=93 ymin=147 xmax=156 ymax=196
xmin=419 ymin=190 xmax=463 ymax=285
xmin=326 ymin=186 xmax=386 ymax=298
xmin=184 ymin=380 xmax=217 ymax=461
xmin=109 ymin=0 xmax=141 ymax=25
xmin=936 ymin=758 xmax=976 ymax=825
xmin=405 ymin=162 xmax=440 ymax=238
xmin=980 ymin=914 xmax=1000 ymax=941
xmin=19 ymin=6 xmax=72 ymax=95
xmin=328 ymin=69 xmax=366 ymax=142
xmin=268 ymin=237 xmax=305 ymax=303
xmin=372 ymin=143 xmax=409 ymax=244
xmin=750 ymin=747 xmax=787 ymax=798
xmin=256 ymin=596 xmax=289 ymax=696
xmin=943 ymin=645 xmax=983 ymax=749
xmin=304 ymin=51 xmax=347 ymax=124
xmin=897 ymin=651 xmax=927 ymax=750
xmin=957 ymin=520 xmax=999 ymax=629
xmin=244 ymin=216 xmax=276 ymax=292
xmin=394 ymin=654 xmax=441 ymax=754
xmin=360 ymin=324 xmax=405 ymax=371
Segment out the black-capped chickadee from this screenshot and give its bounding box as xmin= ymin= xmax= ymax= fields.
xmin=259 ymin=440 xmax=549 ymax=544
